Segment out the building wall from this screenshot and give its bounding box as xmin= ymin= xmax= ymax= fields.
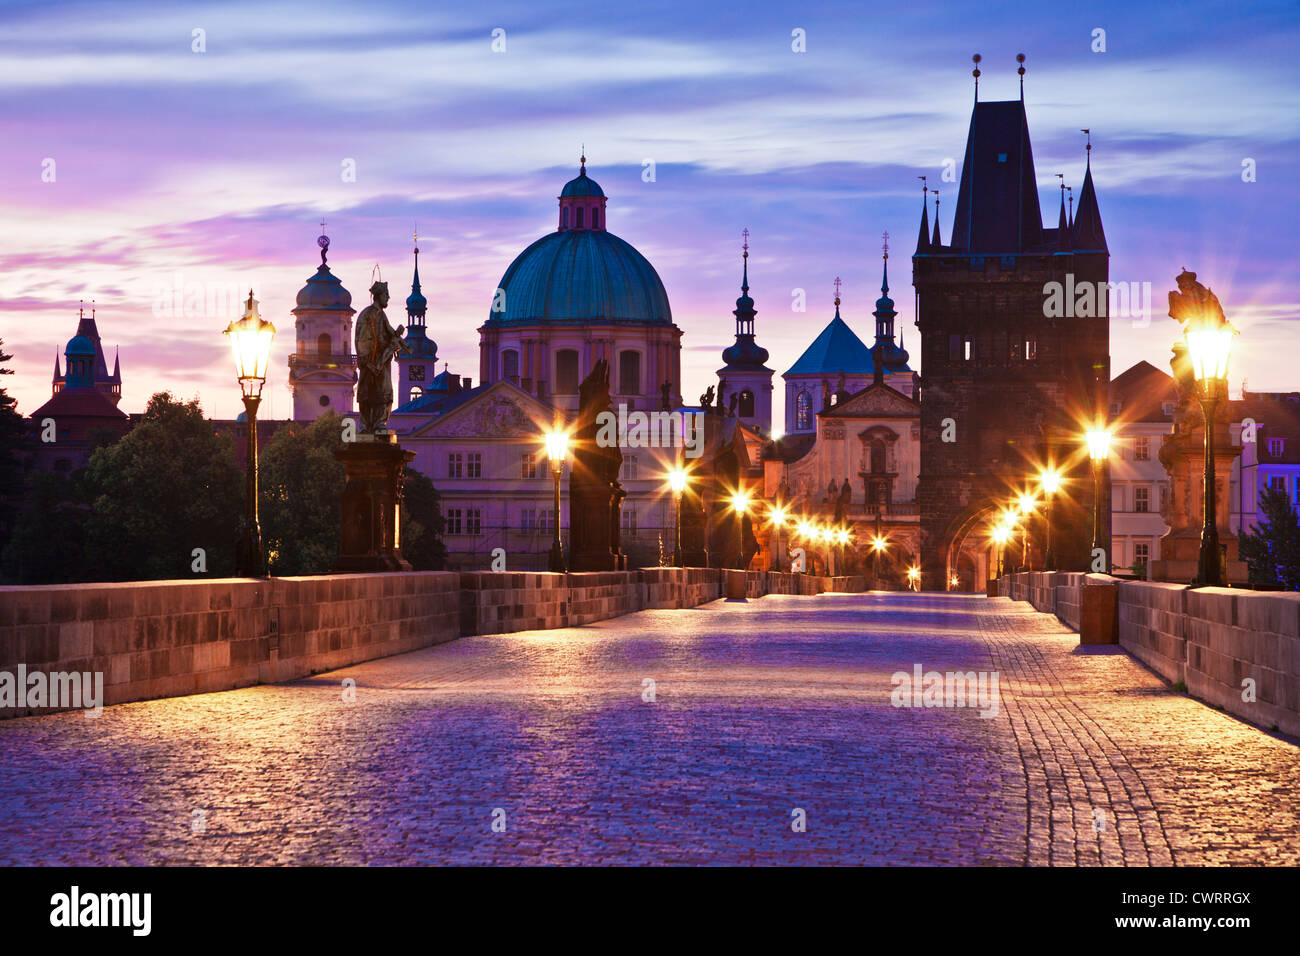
xmin=1111 ymin=419 xmax=1173 ymax=574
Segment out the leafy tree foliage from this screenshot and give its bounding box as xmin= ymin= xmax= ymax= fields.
xmin=401 ymin=465 xmax=446 ymax=571
xmin=259 ymin=413 xmax=346 ymax=575
xmin=1 ymin=471 xmax=89 ymax=583
xmin=79 ymin=392 xmax=242 ymax=580
xmin=1239 ymin=486 xmax=1300 ymax=590
xmin=0 ymin=339 xmax=29 ymax=550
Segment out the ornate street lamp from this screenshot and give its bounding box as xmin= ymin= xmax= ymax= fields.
xmin=668 ymin=467 xmax=688 ymax=567
xmin=768 ymin=504 xmax=788 ymax=572
xmin=991 ymin=524 xmax=1012 ymax=578
xmin=1038 ymin=468 xmax=1062 ymax=571
xmin=1015 ymin=492 xmax=1036 ymax=571
xmin=1185 ymin=321 xmax=1236 ymax=586
xmin=871 ymin=534 xmax=887 ymax=580
xmin=728 ymin=488 xmax=751 ymax=569
xmin=906 ymin=565 xmax=921 ymax=591
xmin=1084 ymin=425 xmax=1112 ymax=570
xmin=544 ymin=428 xmax=569 ymax=573
xmin=223 ymin=291 xmax=275 ymax=577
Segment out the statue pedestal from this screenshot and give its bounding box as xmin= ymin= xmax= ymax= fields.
xmin=332 ymin=436 xmax=415 ymax=573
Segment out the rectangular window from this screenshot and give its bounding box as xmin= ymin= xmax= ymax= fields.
xmin=521 ymin=453 xmax=537 ymax=479
xmin=520 ymin=508 xmax=535 ymax=533
xmin=621 ymin=509 xmax=637 ymax=535
xmin=948 ymin=334 xmax=962 ymax=362
xmin=1134 ymin=543 xmax=1149 ymax=562
xmin=467 ymin=452 xmax=482 ymax=478
xmin=1269 ymin=475 xmax=1287 ymax=494
xmin=466 ymin=508 xmax=482 ymax=535
xmin=963 ymin=336 xmax=972 ymax=362
xmin=446 ymin=508 xmax=463 ymax=535
xmin=1134 ymin=436 xmax=1150 ymax=461
xmin=1134 ymin=486 xmax=1150 ymax=513
xmin=1024 ymin=338 xmax=1036 ymax=361
xmin=623 ymin=454 xmax=638 ymax=480
xmin=1162 ymin=402 xmax=1175 ymax=417
xmin=1268 ymin=437 xmax=1285 ymax=457
xmin=1160 ymin=484 xmax=1169 ymax=514
xmin=539 ymin=509 xmax=554 ymax=533
xmin=447 ymin=453 xmax=462 ymax=478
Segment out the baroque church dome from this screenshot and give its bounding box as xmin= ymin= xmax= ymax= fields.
xmin=484 ymin=159 xmax=671 ymax=327
xmin=294 ymin=235 xmax=353 ymax=312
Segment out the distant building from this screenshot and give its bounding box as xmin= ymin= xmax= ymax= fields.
xmin=1108 ymin=360 xmax=1177 ymax=576
xmin=1231 ymin=389 xmax=1300 ymax=536
xmin=25 ymin=309 xmax=130 ymax=474
xmin=288 ymin=233 xmax=357 ymax=420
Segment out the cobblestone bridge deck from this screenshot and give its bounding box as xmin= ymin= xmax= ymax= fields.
xmin=1 ymin=592 xmax=1296 ymax=865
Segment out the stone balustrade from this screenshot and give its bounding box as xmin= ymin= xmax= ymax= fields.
xmin=998 ymin=571 xmax=1300 ymax=737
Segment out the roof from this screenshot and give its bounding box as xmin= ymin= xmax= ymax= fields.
xmin=949 ymin=100 xmax=1044 ymax=255
xmin=1234 ymin=392 xmax=1300 ymax=464
xmin=561 ymin=171 xmax=605 ymax=198
xmin=766 ymin=432 xmax=816 ymax=463
xmin=1110 ymin=360 xmax=1177 ymax=423
xmin=30 ymin=387 xmax=129 ymax=422
xmin=784 ymin=311 xmax=876 ymax=376
xmin=392 ymin=381 xmax=488 ymax=417
xmin=294 ymin=263 xmax=353 ymax=313
xmin=484 ymin=229 xmax=672 ymax=327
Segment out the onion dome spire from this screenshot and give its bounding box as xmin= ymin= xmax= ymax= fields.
xmin=721 ymin=229 xmax=769 ymax=370
xmin=406 ymin=230 xmax=427 ymax=316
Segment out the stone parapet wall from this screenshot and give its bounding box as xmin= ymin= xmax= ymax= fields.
xmin=1 ymin=567 xmax=878 ymax=718
xmin=0 ymin=573 xmax=461 ymax=717
xmin=997 ymin=571 xmax=1300 ymax=737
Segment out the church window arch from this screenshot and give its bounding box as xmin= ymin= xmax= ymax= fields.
xmin=410 ymin=386 xmax=423 ymax=400
xmin=317 ymin=332 xmax=331 ymax=357
xmin=562 ymin=207 xmax=569 ymax=228
xmin=619 ymin=350 xmax=641 ymax=395
xmin=555 ymin=349 xmax=580 ymax=394
xmin=738 ymin=389 xmax=755 ymax=418
xmin=502 ymin=349 xmax=520 ymax=383
xmin=591 ymin=207 xmax=600 ymax=229
xmin=575 ymin=207 xmax=584 ymax=228
xmin=795 ymin=391 xmax=812 ymax=431
xmin=870 ymin=439 xmax=886 ymax=474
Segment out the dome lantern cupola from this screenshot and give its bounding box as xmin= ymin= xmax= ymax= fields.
xmin=558 ymin=152 xmax=608 ymax=232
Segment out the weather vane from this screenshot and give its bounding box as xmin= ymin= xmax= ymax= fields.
xmin=882 ymin=231 xmax=889 ymax=259
xmin=833 ymin=276 xmax=842 ymax=304
xmin=742 ymin=227 xmax=749 ymax=257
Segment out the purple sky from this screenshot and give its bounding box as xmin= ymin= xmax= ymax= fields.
xmin=2 ymin=0 xmax=1298 ymax=425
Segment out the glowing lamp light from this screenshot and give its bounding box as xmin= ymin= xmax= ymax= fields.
xmin=544 ymin=429 xmax=569 ymax=474
xmin=1038 ymin=468 xmax=1062 ymax=495
xmin=871 ymin=535 xmax=887 ymax=553
xmin=796 ymin=519 xmax=815 ymax=540
xmin=1016 ymin=493 xmax=1036 ymax=515
xmin=730 ymin=490 xmax=752 ymax=515
xmin=1085 ymin=425 xmax=1112 ymax=463
xmin=834 ymin=528 xmax=850 ymax=546
xmin=1185 ymin=323 xmax=1235 ymax=384
xmin=991 ymin=525 xmax=1011 ymax=545
xmin=668 ymin=468 xmax=688 ymax=496
xmin=223 ymin=290 xmax=276 ymax=398
xmin=907 ymin=566 xmax=920 ymax=581
xmin=769 ymin=505 xmax=788 ymax=527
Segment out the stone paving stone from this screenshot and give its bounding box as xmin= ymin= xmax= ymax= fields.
xmin=0 ymin=592 xmax=1296 ymax=865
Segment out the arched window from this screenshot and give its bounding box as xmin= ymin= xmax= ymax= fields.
xmin=562 ymin=207 xmax=569 ymax=228
xmin=410 ymin=386 xmax=423 ymax=399
xmin=502 ymin=349 xmax=520 ymax=383
xmin=592 ymin=208 xmax=600 ymax=229
xmin=738 ymin=389 xmax=755 ymax=418
xmin=575 ymin=207 xmax=584 ymax=228
xmin=619 ymin=350 xmax=641 ymax=395
xmin=870 ymin=439 xmax=886 ymax=474
xmin=555 ymin=349 xmax=580 ymax=394
xmin=317 ymin=332 xmax=331 ymax=357
xmin=795 ymin=391 xmax=812 ymax=430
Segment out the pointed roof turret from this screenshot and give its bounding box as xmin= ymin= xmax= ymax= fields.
xmin=950 ymin=97 xmax=1044 ymax=254
xmin=915 ymin=177 xmax=931 ymax=254
xmin=931 ymin=194 xmax=942 ymax=248
xmin=1072 ymin=133 xmax=1107 ymax=252
xmin=402 ymin=235 xmax=438 ymax=361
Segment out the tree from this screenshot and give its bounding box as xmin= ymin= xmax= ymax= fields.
xmin=0 ymin=471 xmax=89 ymax=584
xmin=79 ymin=392 xmax=242 ymax=580
xmin=1239 ymin=486 xmax=1300 ymax=590
xmin=401 ymin=466 xmax=447 ymax=571
xmin=0 ymin=339 xmax=29 ymax=551
xmin=259 ymin=414 xmax=346 ymax=575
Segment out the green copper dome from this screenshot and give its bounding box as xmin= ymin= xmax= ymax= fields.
xmin=485 ymin=230 xmax=672 ymax=327
xmin=561 ymin=170 xmax=605 ymax=198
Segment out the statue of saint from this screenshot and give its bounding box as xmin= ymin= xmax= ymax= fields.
xmin=355 ymin=281 xmax=411 ymax=435
xmin=1168 ymin=269 xmax=1227 ymax=332
xmin=700 ymin=385 xmax=715 ymax=409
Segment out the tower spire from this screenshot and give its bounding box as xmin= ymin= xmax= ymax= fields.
xmin=972 ymin=53 xmax=982 ymax=102
xmin=881 ymin=231 xmax=890 ymax=294
xmin=915 ymin=176 xmax=931 ymax=253
xmin=741 ymin=227 xmax=750 ymax=294
xmin=1017 ymin=53 xmax=1026 ymax=100
xmin=1067 ymin=185 xmax=1074 ymax=227
xmin=833 ymin=276 xmax=842 ymax=317
xmin=1081 ymin=128 xmax=1091 ymax=169
xmin=931 ymin=190 xmax=941 ymax=247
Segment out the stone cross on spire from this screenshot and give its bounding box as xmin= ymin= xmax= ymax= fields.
xmin=882 ymin=231 xmax=889 ymax=258
xmin=833 ymin=276 xmax=842 ymax=306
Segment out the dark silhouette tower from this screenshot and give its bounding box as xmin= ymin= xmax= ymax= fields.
xmin=913 ymin=57 xmax=1110 ymax=586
